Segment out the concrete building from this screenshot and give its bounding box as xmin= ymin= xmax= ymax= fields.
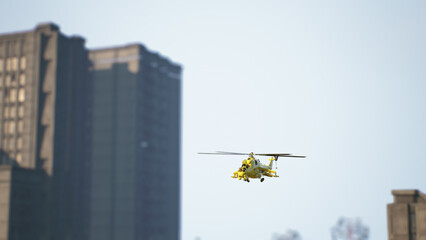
xmin=0 ymin=166 xmax=48 ymax=240
xmin=388 ymin=189 xmax=426 ymax=240
xmin=89 ymin=44 xmax=181 ymax=240
xmin=0 ymin=23 xmax=181 ymax=240
xmin=0 ymin=23 xmax=92 ymax=239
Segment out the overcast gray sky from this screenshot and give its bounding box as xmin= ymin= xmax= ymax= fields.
xmin=2 ymin=1 xmax=426 ymax=239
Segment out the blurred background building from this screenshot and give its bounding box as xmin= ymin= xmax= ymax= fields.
xmin=89 ymin=44 xmax=181 ymax=240
xmin=0 ymin=166 xmax=48 ymax=240
xmin=331 ymin=217 xmax=369 ymax=240
xmin=0 ymin=23 xmax=181 ymax=240
xmin=0 ymin=23 xmax=91 ymax=240
xmin=272 ymin=230 xmax=302 ymax=240
xmin=387 ymin=190 xmax=426 ymax=240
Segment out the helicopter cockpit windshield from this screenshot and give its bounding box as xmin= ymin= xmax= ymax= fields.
xmin=239 ymin=162 xmax=249 ymax=172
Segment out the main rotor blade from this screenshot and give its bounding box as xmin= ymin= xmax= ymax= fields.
xmin=256 ymin=153 xmax=306 ymax=158
xmin=198 ymin=151 xmax=248 ymax=155
xmin=255 ymin=153 xmax=291 ymax=156
xmin=198 ymin=151 xmax=306 ymax=158
xmin=214 ymin=151 xmax=248 ymax=155
xmin=279 ymin=155 xmax=306 ymax=158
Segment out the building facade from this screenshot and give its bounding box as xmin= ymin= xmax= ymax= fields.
xmin=0 ymin=166 xmax=48 ymax=240
xmin=388 ymin=189 xmax=426 ymax=240
xmin=0 ymin=23 xmax=92 ymax=239
xmin=0 ymin=23 xmax=181 ymax=240
xmin=89 ymin=44 xmax=181 ymax=240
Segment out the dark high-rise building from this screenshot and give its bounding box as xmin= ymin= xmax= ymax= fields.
xmin=0 ymin=166 xmax=48 ymax=240
xmin=387 ymin=189 xmax=426 ymax=240
xmin=0 ymin=23 xmax=181 ymax=240
xmin=0 ymin=23 xmax=92 ymax=239
xmin=89 ymin=44 xmax=181 ymax=240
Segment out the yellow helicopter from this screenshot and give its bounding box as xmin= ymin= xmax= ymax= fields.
xmin=198 ymin=151 xmax=306 ymax=183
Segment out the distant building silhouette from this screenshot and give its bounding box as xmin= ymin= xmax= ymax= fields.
xmin=272 ymin=230 xmax=302 ymax=240
xmin=0 ymin=23 xmax=181 ymax=240
xmin=0 ymin=166 xmax=48 ymax=240
xmin=88 ymin=44 xmax=181 ymax=240
xmin=0 ymin=23 xmax=91 ymax=239
xmin=387 ymin=189 xmax=426 ymax=240
xmin=331 ymin=217 xmax=369 ymax=240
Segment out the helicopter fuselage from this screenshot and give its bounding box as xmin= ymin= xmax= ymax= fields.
xmin=232 ymin=157 xmax=278 ymax=182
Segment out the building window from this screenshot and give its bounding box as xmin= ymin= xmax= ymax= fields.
xmin=8 ymin=121 xmax=15 ymax=134
xmin=18 ymin=88 xmax=25 ymax=102
xmin=6 ymin=58 xmax=11 ymax=71
xmin=8 ymin=139 xmax=14 ymax=151
xmin=10 ymin=106 xmax=16 ymax=118
xmin=9 ymin=88 xmax=16 ymax=102
xmin=19 ymin=74 xmax=25 ymax=86
xmin=5 ymin=75 xmax=11 ymax=87
xmin=11 ymin=57 xmax=18 ymax=71
xmin=19 ymin=57 xmax=26 ymax=70
xmin=3 ymin=122 xmax=8 ymax=134
xmin=17 ymin=120 xmax=23 ymax=133
xmin=18 ymin=105 xmax=24 ymax=118
xmin=3 ymin=107 xmax=9 ymax=119
xmin=16 ymin=137 xmax=22 ymax=150
xmin=16 ymin=152 xmax=22 ymax=163
xmin=10 ymin=74 xmax=16 ymax=86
